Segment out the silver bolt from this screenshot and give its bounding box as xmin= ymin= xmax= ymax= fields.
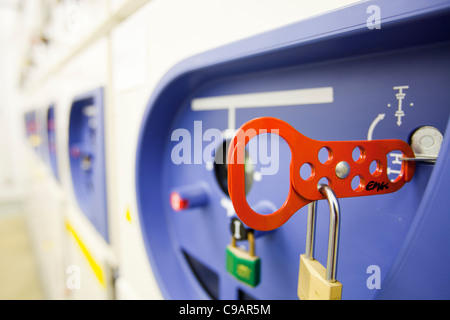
xmin=411 ymin=126 xmax=443 ymax=157
xmin=335 ymin=161 xmax=350 ymax=179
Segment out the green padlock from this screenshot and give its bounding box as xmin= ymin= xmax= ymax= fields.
xmin=226 ymin=230 xmax=260 ymax=287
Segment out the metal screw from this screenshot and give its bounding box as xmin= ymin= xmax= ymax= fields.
xmin=335 ymin=161 xmax=350 ymax=179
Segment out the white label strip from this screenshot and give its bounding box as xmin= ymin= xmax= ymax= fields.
xmin=191 ymin=87 xmax=334 ymax=110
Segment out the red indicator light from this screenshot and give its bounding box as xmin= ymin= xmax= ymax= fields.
xmin=170 ymin=192 xmax=189 ymax=211
xmin=70 ymin=146 xmax=81 ymax=158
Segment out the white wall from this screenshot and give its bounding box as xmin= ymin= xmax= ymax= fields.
xmin=0 ymin=5 xmax=28 ymax=202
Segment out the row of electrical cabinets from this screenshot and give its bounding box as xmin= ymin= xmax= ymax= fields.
xmin=18 ymin=0 xmax=450 ymax=301
xmin=24 ymin=88 xmax=108 ymax=241
xmin=22 ymin=87 xmax=115 ymax=299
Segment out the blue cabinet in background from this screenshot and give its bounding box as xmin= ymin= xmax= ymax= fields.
xmin=68 ymin=87 xmax=109 ymax=243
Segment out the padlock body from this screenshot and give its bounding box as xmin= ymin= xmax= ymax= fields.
xmin=226 ymin=245 xmax=260 ymax=287
xmin=298 ymin=254 xmax=342 ymax=300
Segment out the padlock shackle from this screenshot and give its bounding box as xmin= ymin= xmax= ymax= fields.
xmin=305 ymin=201 xmax=317 ymax=260
xmin=305 ymin=184 xmax=340 ymax=282
xmin=321 ymin=184 xmax=340 ymax=283
xmin=248 ymin=231 xmax=255 ymax=257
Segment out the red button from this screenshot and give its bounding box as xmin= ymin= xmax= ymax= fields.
xmin=70 ymin=146 xmax=81 ymax=158
xmin=170 ymin=192 xmax=189 ymax=211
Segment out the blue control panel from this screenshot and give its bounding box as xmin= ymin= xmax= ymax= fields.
xmin=136 ymin=0 xmax=450 ymax=299
xmin=68 ymin=87 xmax=109 ymax=242
xmin=46 ymin=104 xmax=59 ymax=181
xmin=24 ymin=110 xmax=41 ymax=154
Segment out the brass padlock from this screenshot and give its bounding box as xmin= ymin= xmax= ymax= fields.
xmin=298 ymin=184 xmax=342 ymax=300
